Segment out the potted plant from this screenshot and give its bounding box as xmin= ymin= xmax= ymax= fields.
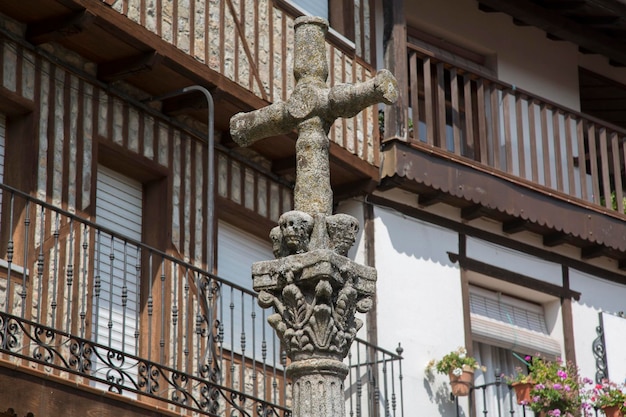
xmin=588 ymin=380 xmax=626 ymax=417
xmin=428 ymin=347 xmax=482 ymax=396
xmin=505 ymin=360 xmax=534 ymax=405
xmin=525 ymin=355 xmax=585 ymax=417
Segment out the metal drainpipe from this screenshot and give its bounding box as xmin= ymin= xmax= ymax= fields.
xmin=145 ymin=86 xmax=215 ymax=273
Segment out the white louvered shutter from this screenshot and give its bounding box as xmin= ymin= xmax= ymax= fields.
xmin=470 ymin=286 xmax=561 ymax=357
xmin=93 ymin=165 xmax=142 ymax=394
xmin=217 ymin=221 xmax=275 ymax=362
xmin=217 ymin=221 xmax=273 ymax=290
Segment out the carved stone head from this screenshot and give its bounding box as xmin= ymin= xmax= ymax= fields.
xmin=269 ymin=226 xmax=284 ymax=258
xmin=326 ymin=214 xmax=359 ymax=256
xmin=279 ymin=210 xmax=314 ymax=254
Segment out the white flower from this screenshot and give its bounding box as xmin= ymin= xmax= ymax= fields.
xmin=452 ymin=368 xmax=463 ymax=377
xmin=459 ymin=352 xmax=466 ymax=359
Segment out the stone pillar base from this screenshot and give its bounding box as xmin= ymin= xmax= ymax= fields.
xmin=287 ymin=359 xmax=349 ymax=417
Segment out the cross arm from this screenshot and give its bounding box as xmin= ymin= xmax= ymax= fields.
xmin=327 ymin=69 xmax=398 ymax=120
xmin=230 ymin=101 xmax=296 ymax=147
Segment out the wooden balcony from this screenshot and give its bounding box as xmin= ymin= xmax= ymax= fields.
xmin=0 ymin=179 xmax=404 ymax=417
xmin=381 ymin=40 xmax=626 ymax=266
xmin=0 ymin=0 xmax=381 ymax=198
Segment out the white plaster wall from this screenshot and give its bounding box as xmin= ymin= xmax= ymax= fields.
xmin=373 ymin=205 xmax=467 ymax=416
xmin=466 ymin=237 xmax=562 ymax=287
xmin=405 ymin=0 xmax=581 ymax=110
xmin=570 ymin=269 xmax=626 ymax=383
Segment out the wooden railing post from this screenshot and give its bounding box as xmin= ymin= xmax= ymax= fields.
xmin=383 ymin=0 xmax=408 ymax=142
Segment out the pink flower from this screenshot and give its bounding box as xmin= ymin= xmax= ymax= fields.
xmin=525 ymin=355 xmax=531 ymax=361
xmin=557 ymin=370 xmax=568 ymax=379
xmin=564 ymin=385 xmax=571 ymax=392
xmin=553 ymin=383 xmax=563 ymax=390
xmin=548 ymin=409 xmax=561 ymax=416
xmin=535 ymin=383 xmax=545 ymax=390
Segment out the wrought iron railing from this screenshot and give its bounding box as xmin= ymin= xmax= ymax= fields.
xmin=454 ymin=377 xmax=608 ymax=417
xmin=346 ymin=340 xmax=404 ymax=417
xmin=406 ymin=41 xmax=626 ymax=216
xmin=0 ymin=182 xmax=403 ymax=416
xmin=0 ymin=310 xmax=289 ymax=416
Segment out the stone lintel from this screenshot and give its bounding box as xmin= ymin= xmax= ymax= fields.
xmin=251 ymin=249 xmax=376 ymax=294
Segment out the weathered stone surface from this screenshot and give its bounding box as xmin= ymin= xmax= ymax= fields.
xmin=229 ymin=15 xmax=397 ymax=417
xmin=289 ymin=359 xmax=348 ymax=417
xmin=230 ymin=16 xmax=398 ymax=216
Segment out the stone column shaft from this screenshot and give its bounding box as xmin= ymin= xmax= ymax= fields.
xmin=288 ymin=359 xmax=349 ymax=417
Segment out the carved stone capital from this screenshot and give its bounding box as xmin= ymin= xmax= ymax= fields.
xmin=254 ymin=248 xmax=375 ymax=361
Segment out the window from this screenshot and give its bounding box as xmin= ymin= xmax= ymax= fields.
xmin=289 ymin=0 xmax=328 ymax=20
xmin=469 ymin=286 xmax=561 ymax=358
xmin=92 ymin=165 xmax=143 ymax=395
xmin=285 ymin=0 xmax=355 ymax=42
xmin=216 ymin=221 xmax=282 ymax=365
xmin=473 ymin=342 xmax=528 ymax=416
xmin=469 ymin=285 xmax=562 ymax=415
xmin=215 ymin=221 xmax=287 ymax=401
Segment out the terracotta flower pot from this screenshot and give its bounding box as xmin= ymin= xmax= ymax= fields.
xmin=511 ymin=381 xmax=533 ymax=405
xmin=449 ymin=368 xmax=474 ymax=396
xmin=601 ymin=405 xmax=624 ymax=417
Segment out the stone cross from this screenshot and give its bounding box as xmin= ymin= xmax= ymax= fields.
xmin=229 ymin=15 xmax=398 ymax=417
xmin=230 ymin=16 xmax=398 ymax=217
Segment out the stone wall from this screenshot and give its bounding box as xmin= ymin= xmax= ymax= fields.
xmin=105 ymin=0 xmax=380 ymax=165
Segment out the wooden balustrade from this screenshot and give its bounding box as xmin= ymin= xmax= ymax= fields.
xmin=406 ymin=43 xmax=626 ymax=215
xmin=0 ymin=180 xmax=403 ymax=416
xmin=104 ymin=0 xmax=380 ymax=166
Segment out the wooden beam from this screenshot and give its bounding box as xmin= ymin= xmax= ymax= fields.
xmin=570 ymin=15 xmax=620 ymax=26
xmin=0 ymin=86 xmax=34 ymax=116
xmin=543 ymin=231 xmax=569 ymax=247
xmin=333 ymin=178 xmax=376 ymax=202
xmin=476 ymin=0 xmax=626 ymax=65
xmin=618 ymin=258 xmax=626 ymax=270
xmin=609 ymin=59 xmax=626 ymax=68
xmin=456 ymin=255 xmax=581 ymax=300
xmin=371 ymin=193 xmax=626 ymax=284
xmin=97 ymin=51 xmax=162 ymax=82
xmin=160 ymin=89 xmax=219 ymax=115
xmin=477 ymin=3 xmax=498 ymax=12
xmin=546 ymin=33 xmax=564 ymax=41
xmin=581 ymin=244 xmax=606 ymax=259
xmin=272 ymin=155 xmax=296 ymax=175
xmin=502 ymin=218 xmax=528 ymax=234
xmin=382 ymin=0 xmax=409 ymax=141
xmin=418 ymin=192 xmax=443 ymax=207
xmin=512 ymin=18 xmax=530 ymax=26
xmin=540 ymin=1 xmax=586 ymax=10
xmin=26 ymin=10 xmax=95 ymax=45
xmin=460 ymin=204 xmax=485 ymax=221
xmin=65 ymin=0 xmax=270 ymax=115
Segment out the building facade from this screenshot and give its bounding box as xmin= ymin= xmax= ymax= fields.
xmin=0 ymin=0 xmax=625 ymax=416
